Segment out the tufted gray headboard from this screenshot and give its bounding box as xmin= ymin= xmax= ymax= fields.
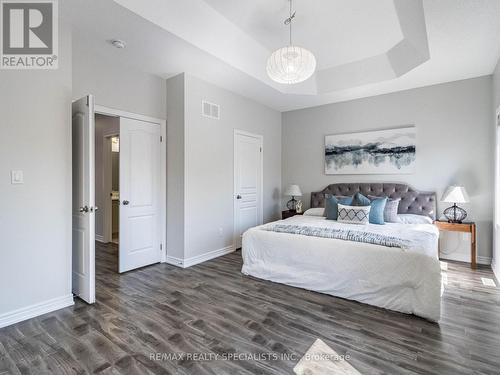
xmin=310 ymin=183 xmax=437 ymax=219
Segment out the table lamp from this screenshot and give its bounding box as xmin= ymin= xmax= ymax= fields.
xmin=284 ymin=184 xmax=302 ymax=212
xmin=441 ymin=186 xmax=469 ymax=223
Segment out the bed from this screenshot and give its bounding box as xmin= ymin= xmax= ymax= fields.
xmin=241 ymin=183 xmax=442 ymax=321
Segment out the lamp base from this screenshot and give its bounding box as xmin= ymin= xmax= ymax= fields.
xmin=286 ymin=197 xmax=297 ymax=211
xmin=443 ymin=204 xmax=467 ymax=223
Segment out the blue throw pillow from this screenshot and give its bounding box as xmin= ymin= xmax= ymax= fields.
xmin=369 ymin=197 xmax=388 ymax=225
xmin=352 ymin=193 xmax=387 ymax=224
xmin=325 ymin=195 xmax=353 ymax=220
xmin=368 ymin=195 xmax=400 ymax=223
xmin=352 ymin=192 xmax=371 ymax=206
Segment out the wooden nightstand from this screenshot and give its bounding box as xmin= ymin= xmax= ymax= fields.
xmin=434 ymin=221 xmax=477 ymax=269
xmin=282 ymin=210 xmax=303 ymax=220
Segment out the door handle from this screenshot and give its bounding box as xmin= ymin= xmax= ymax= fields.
xmin=79 ymin=206 xmax=89 ymax=213
xmin=122 ymin=200 xmax=130 ymax=205
xmin=236 ymin=195 xmax=242 ymax=200
xmin=89 ymin=206 xmax=99 ymax=212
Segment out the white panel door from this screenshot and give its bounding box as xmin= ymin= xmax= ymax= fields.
xmin=234 ymin=131 xmax=263 ymax=249
xmin=119 ymin=117 xmax=161 ymax=273
xmin=72 ymin=95 xmax=96 ymax=304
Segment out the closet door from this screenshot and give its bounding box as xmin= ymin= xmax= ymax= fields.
xmin=234 ymin=130 xmax=263 ymax=249
xmin=119 ymin=118 xmax=161 ymax=273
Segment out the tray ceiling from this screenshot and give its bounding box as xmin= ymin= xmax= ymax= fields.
xmin=65 ymin=0 xmax=500 ymax=111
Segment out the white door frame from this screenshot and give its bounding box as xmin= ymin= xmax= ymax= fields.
xmin=233 ymin=129 xmax=264 ymax=248
xmin=95 ymin=105 xmax=167 ymax=263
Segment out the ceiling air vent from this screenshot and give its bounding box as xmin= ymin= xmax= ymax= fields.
xmin=202 ymin=100 xmax=220 ymax=120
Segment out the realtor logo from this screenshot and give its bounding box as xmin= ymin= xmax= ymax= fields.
xmin=0 ymin=0 xmax=58 ymax=69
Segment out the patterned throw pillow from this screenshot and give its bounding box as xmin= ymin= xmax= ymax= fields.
xmin=368 ymin=195 xmax=401 ymax=223
xmin=337 ymin=204 xmax=371 ymax=225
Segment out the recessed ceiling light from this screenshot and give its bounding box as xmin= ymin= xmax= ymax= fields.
xmin=110 ymin=39 xmax=126 ymax=49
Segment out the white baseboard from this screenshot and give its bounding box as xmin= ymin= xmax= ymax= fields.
xmin=166 ymin=245 xmax=235 ymax=268
xmin=492 ymin=260 xmax=499 ymax=281
xmin=0 ymin=294 xmax=74 ymax=329
xmin=477 ymin=256 xmax=492 ymax=265
xmin=166 ymin=255 xmax=184 ymax=267
xmin=95 ymin=234 xmax=105 ymax=243
xmin=442 ymin=254 xmax=492 ymax=266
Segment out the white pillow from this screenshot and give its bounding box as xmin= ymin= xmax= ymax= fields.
xmin=397 ymin=214 xmax=433 ymax=224
xmin=337 ymin=204 xmax=370 ymax=225
xmin=303 ymin=208 xmax=325 ymax=216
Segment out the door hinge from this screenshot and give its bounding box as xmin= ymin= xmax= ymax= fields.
xmin=160 ymin=136 xmax=163 ymax=143
xmin=160 ymin=243 xmax=163 ymax=250
xmin=260 ymin=147 xmax=262 ymax=152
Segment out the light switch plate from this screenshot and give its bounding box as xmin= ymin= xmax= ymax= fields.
xmin=11 ymin=170 xmax=24 ymax=184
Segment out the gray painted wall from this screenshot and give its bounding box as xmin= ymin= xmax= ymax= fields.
xmin=0 ymin=22 xmax=167 ymax=322
xmin=282 ymin=76 xmax=494 ymax=262
xmin=166 ymin=74 xmax=186 ymax=261
xmin=166 ymin=74 xmax=282 ymax=262
xmin=0 ymin=26 xmax=73 ymax=316
xmin=184 ymin=74 xmax=282 ymax=259
xmin=72 ymin=36 xmax=166 ymax=119
xmin=492 ymin=61 xmax=500 ymax=277
xmin=494 ymin=61 xmax=500 ymax=109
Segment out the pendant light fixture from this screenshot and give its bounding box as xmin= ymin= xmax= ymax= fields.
xmin=266 ymin=0 xmax=316 ymax=84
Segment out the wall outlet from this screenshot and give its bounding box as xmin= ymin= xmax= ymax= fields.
xmin=11 ymin=170 xmax=24 ymax=184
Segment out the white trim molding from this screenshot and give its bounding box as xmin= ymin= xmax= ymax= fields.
xmin=93 ymin=104 xmax=167 ymax=264
xmin=95 ymin=105 xmax=164 ymax=125
xmin=492 ymin=259 xmax=499 ymax=282
xmin=477 ymin=256 xmax=492 ymax=266
xmin=166 ymin=245 xmax=235 ymax=268
xmin=95 ymin=234 xmax=105 ymax=243
xmin=0 ymin=295 xmax=74 ymax=329
xmin=233 ymin=129 xmax=264 ymax=249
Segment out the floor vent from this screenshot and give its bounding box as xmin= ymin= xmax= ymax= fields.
xmin=481 ymin=277 xmax=497 ymax=287
xmin=202 ymin=100 xmax=220 ymax=120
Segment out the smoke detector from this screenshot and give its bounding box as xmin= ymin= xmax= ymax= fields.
xmin=110 ymin=39 xmax=126 ymax=49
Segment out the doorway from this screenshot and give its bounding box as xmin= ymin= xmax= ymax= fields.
xmin=72 ymin=96 xmax=167 ymax=304
xmin=95 ymin=114 xmax=120 ymax=246
xmin=96 ymin=115 xmax=162 ymax=273
xmin=233 ymin=130 xmax=263 ymax=249
xmin=94 ymin=114 xmax=120 ymax=278
xmin=109 ymin=136 xmax=120 ymax=245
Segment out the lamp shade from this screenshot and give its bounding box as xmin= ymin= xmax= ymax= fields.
xmin=284 ymin=184 xmax=302 ymax=197
xmin=267 ymin=46 xmax=317 ymax=84
xmin=441 ymin=186 xmax=470 ymax=203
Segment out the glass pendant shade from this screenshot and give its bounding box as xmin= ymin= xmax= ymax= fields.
xmin=267 ymin=45 xmax=316 ymax=84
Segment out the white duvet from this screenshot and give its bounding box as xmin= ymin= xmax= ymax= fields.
xmin=241 ymin=215 xmax=442 ymax=321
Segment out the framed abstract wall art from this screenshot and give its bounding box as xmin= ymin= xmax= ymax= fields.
xmin=325 ymin=126 xmax=416 ymax=174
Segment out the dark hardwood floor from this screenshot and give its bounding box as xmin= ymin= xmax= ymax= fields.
xmin=1 ymin=242 xmax=500 ymax=374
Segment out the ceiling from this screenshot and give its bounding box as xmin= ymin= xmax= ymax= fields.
xmin=64 ymin=0 xmax=500 ymax=112
xmin=202 ymin=0 xmax=403 ymax=70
